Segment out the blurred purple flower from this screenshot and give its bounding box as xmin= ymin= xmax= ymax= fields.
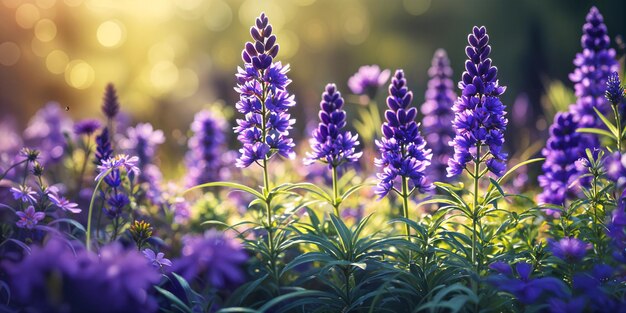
xmin=374 ymin=70 xmax=432 ymax=197
xmin=538 ymin=112 xmax=591 ymax=207
xmin=305 ymin=83 xmax=362 ymax=167
xmin=2 ymin=238 xmax=160 ymax=312
xmin=549 ymin=297 xmax=586 ymax=313
xmin=10 ymin=185 xmax=37 ymax=203
xmin=103 ymin=193 xmax=130 ymax=219
xmin=486 ymin=261 xmax=568 ymax=305
xmin=121 ymin=123 xmax=165 ymax=170
xmin=184 ymin=110 xmax=227 ymax=187
xmin=568 ymin=7 xmax=619 ymax=132
xmin=95 ymin=154 xmax=140 ymax=182
xmin=102 ymin=83 xmax=120 ymax=119
xmin=607 ymin=189 xmax=626 ymax=262
xmin=174 ymin=230 xmax=247 ymax=288
xmin=94 ymin=127 xmax=113 ymax=166
xmin=74 ymin=119 xmax=101 ymax=136
xmin=235 ymin=12 xmax=296 ymax=168
xmin=421 ymin=49 xmax=456 ymax=182
xmin=143 ymin=248 xmax=172 ymax=268
xmin=48 ymin=189 xmax=81 ymax=213
xmin=549 ymin=237 xmax=591 ymax=262
xmin=447 ymin=26 xmax=508 ymax=177
xmin=15 ymin=205 xmax=45 ymax=229
xmin=23 ymin=102 xmax=72 ymax=164
xmin=348 ymin=65 xmax=391 ymax=98
xmin=605 ymin=151 xmax=626 ymax=189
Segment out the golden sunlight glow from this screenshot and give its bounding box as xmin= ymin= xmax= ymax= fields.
xmin=34 ymin=19 xmax=57 ymax=42
xmin=36 ymin=0 xmax=56 ymax=9
xmin=0 ymin=42 xmax=21 ymax=66
xmin=46 ymin=50 xmax=69 ymax=74
xmin=15 ymin=3 xmax=40 ymax=29
xmin=97 ymin=20 xmax=125 ymax=48
xmin=65 ymin=60 xmax=95 ymax=89
xmin=403 ymin=0 xmax=431 ymax=16
xmin=204 ymin=0 xmax=232 ymax=32
xmin=150 ymin=60 xmax=179 ymax=92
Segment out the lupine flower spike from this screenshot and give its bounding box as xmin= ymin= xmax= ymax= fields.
xmin=447 ymin=26 xmax=508 ymax=178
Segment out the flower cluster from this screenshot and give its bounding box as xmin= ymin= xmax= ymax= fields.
xmin=348 ymin=65 xmax=391 ymax=98
xmin=121 ymin=123 xmax=165 ymax=170
xmin=375 ymin=70 xmax=432 ymax=197
xmin=537 ymin=112 xmax=591 ymax=208
xmin=94 ymin=127 xmax=113 ymax=166
xmin=234 ymin=12 xmax=295 ymax=168
xmin=421 ymin=49 xmax=457 ymax=182
xmin=23 ymin=102 xmax=73 ymax=164
xmin=605 ymin=72 xmax=624 ymax=106
xmin=548 ymin=237 xmax=591 ymax=262
xmin=173 ymin=230 xmax=247 ymax=288
xmin=2 ymin=238 xmax=160 ymax=313
xmin=102 ymin=83 xmax=121 ymax=120
xmin=447 ymin=26 xmax=508 ymax=177
xmin=487 ymin=261 xmax=567 ymax=304
xmin=305 ymin=84 xmax=362 ymax=167
xmin=568 ymin=7 xmax=619 ymax=130
xmin=184 ymin=110 xmax=227 ymax=186
xmin=74 ymin=119 xmax=101 ymax=136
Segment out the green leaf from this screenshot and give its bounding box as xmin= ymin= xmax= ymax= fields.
xmin=184 ymin=181 xmax=264 ymax=200
xmin=47 ymin=218 xmax=86 ymax=232
xmin=340 ymin=181 xmax=376 ymax=202
xmin=497 ymin=158 xmax=544 ymax=185
xmin=576 ymin=127 xmax=615 ymax=139
xmin=154 ymin=286 xmax=193 ymax=313
xmin=593 ymin=107 xmax=619 ymax=137
xmin=258 ymin=290 xmax=330 ymax=312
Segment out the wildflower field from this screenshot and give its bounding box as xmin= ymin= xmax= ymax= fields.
xmin=1 ymin=2 xmax=626 ymax=313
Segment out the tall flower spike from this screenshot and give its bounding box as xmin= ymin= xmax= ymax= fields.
xmin=94 ymin=127 xmax=113 ymax=166
xmin=184 ymin=110 xmax=227 ymax=186
xmin=375 ymin=70 xmax=432 ymax=197
xmin=568 ymin=7 xmax=619 ymax=130
xmin=421 ymin=49 xmax=456 ymax=182
xmin=305 ymin=84 xmax=362 ymax=167
xmin=234 ymin=12 xmax=295 ymax=168
xmin=102 ymin=83 xmax=120 ymax=120
xmin=447 ymin=26 xmax=508 ymax=177
xmin=537 ymin=112 xmax=591 ymax=209
xmin=605 ymin=72 xmax=624 ymax=105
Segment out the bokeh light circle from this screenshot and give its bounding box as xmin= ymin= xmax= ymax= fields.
xmin=15 ymin=3 xmax=40 ymax=29
xmin=204 ymin=0 xmax=232 ymax=32
xmin=0 ymin=42 xmax=21 ymax=66
xmin=150 ymin=60 xmax=179 ymax=92
xmin=97 ymin=20 xmax=125 ymax=48
xmin=35 ymin=19 xmax=57 ymax=42
xmin=65 ymin=60 xmax=95 ymax=89
xmin=46 ymin=50 xmax=69 ymax=74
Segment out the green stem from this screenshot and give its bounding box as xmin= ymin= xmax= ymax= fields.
xmin=612 ymin=104 xmax=622 ymax=151
xmin=76 ymin=137 xmax=92 ymax=194
xmin=332 ymin=165 xmax=340 ymax=216
xmin=401 ymin=176 xmax=411 ymax=242
xmin=86 ymin=168 xmax=112 ymax=252
xmin=471 ymin=143 xmax=482 ymax=306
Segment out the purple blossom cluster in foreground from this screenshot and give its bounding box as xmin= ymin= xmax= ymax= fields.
xmin=305 ymin=84 xmax=362 ymax=168
xmin=375 ymin=70 xmax=432 ymax=197
xmin=234 ymin=13 xmax=295 ymax=168
xmin=447 ymin=26 xmax=508 ymax=177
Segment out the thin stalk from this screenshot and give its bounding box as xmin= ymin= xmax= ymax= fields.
xmin=401 ymin=176 xmax=411 ymax=241
xmin=76 ymin=137 xmax=92 ymax=194
xmin=612 ymin=104 xmax=622 ymax=151
xmin=0 ymin=159 xmax=27 ymax=182
xmin=471 ymin=143 xmax=482 ymax=307
xmin=86 ymin=168 xmax=112 ymax=252
xmin=332 ymin=165 xmax=340 ymax=216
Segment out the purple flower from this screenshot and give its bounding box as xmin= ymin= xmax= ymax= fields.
xmin=173 ymin=230 xmax=247 ymax=288
xmin=235 ymin=13 xmax=296 ymax=168
xmin=305 ymin=84 xmax=362 ymax=167
xmin=2 ymin=238 xmax=160 ymax=312
xmin=568 ymin=7 xmax=619 ymax=131
xmin=549 ymin=237 xmax=591 ymax=262
xmin=16 ymin=205 xmax=45 ymax=229
xmin=95 ymin=154 xmax=140 ymax=182
xmin=143 ymin=248 xmax=172 ymax=268
xmin=549 ymin=297 xmax=586 ymax=313
xmin=421 ymin=49 xmax=456 ymax=182
xmin=121 ymin=123 xmax=165 ymax=170
xmin=48 ymin=189 xmax=81 ymax=213
xmin=447 ymin=26 xmax=508 ymax=178
xmin=486 ymin=261 xmax=568 ymax=305
xmin=606 ymin=71 xmax=624 ymax=105
xmin=103 ymin=193 xmax=130 ymax=219
xmin=102 ymin=83 xmax=120 ymax=119
xmin=10 ymin=185 xmax=37 ymax=203
xmin=23 ymin=102 xmax=72 ymax=164
xmin=348 ymin=65 xmax=391 ymax=98
xmin=74 ymin=119 xmax=101 ymax=136
xmin=184 ymin=110 xmax=227 ymax=187
xmin=605 ymin=151 xmax=626 ymax=189
xmin=374 ymin=70 xmax=433 ymax=197
xmin=94 ymin=127 xmax=113 ymax=166
xmin=607 ymin=189 xmax=626 ymax=261
xmin=537 ymin=112 xmax=591 ymax=207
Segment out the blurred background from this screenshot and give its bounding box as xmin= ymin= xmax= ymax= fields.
xmin=0 ymin=0 xmax=624 ymax=176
